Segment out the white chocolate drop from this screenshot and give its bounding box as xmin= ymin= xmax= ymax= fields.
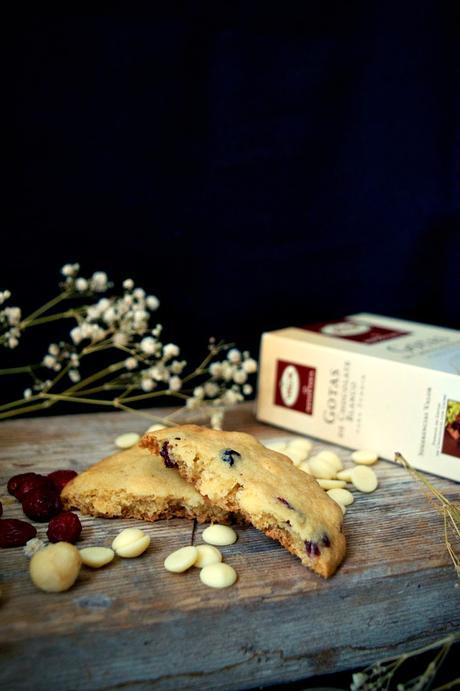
xmin=317 ymin=479 xmax=347 ymax=490
xmin=164 ymin=546 xmax=198 ymax=573
xmin=315 ymin=450 xmax=343 ymax=472
xmin=200 ymin=563 xmax=237 ymax=589
xmin=114 ymin=432 xmax=140 ymax=449
xmin=351 ymin=465 xmax=378 ymax=493
xmin=202 ymin=525 xmax=237 ymax=546
xmin=145 ymin=423 xmax=166 ymax=434
xmin=308 ymin=456 xmax=337 ymax=480
xmin=193 ymin=544 xmax=222 ymax=568
xmin=337 ymin=469 xmax=353 ymax=482
xmin=351 ymin=449 xmax=379 ymax=465
xmin=327 ymin=488 xmax=354 ymax=506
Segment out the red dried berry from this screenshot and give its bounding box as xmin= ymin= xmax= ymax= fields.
xmin=47 ymin=511 xmax=82 ymax=543
xmin=16 ymin=475 xmax=55 ymax=502
xmin=22 ymin=487 xmax=62 ymax=522
xmin=7 ymin=472 xmax=40 ymax=498
xmin=47 ymin=469 xmax=78 ymax=493
xmin=0 ymin=519 xmax=37 ymax=547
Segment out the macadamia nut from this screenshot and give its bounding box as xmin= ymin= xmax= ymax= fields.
xmin=112 ymin=528 xmax=150 ymax=558
xmin=29 ymin=542 xmax=81 ymax=593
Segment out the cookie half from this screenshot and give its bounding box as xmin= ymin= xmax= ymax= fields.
xmin=61 ymin=444 xmax=232 ymax=524
xmin=141 ymin=425 xmax=346 ymax=577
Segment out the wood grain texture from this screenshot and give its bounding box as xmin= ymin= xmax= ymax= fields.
xmin=1 ymin=402 xmax=459 ymax=690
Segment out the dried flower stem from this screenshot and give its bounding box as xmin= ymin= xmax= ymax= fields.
xmin=395 ymin=453 xmax=460 ymax=577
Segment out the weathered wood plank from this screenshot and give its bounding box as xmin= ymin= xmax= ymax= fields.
xmin=0 ymin=403 xmax=459 ymax=689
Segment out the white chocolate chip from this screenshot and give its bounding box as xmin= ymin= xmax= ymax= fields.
xmin=351 ymin=449 xmax=379 ymax=465
xmin=145 ymin=423 xmax=166 ymax=434
xmin=308 ymin=456 xmax=337 ymax=480
xmin=315 ymin=450 xmax=343 ymax=472
xmin=287 ymin=437 xmax=313 ymax=456
xmin=317 ymin=479 xmax=347 ymax=490
xmin=336 ymin=469 xmax=353 ymax=482
xmin=202 ymin=525 xmax=237 ymax=546
xmin=283 ymin=446 xmax=309 ymax=465
xmin=337 ymin=502 xmax=347 ymax=515
xmin=351 ymin=465 xmax=378 ymax=493
xmin=200 ymin=563 xmax=237 ymax=589
xmin=114 ymin=432 xmax=140 ymax=449
xmin=327 ymin=488 xmax=354 ymax=506
xmin=164 ymin=546 xmax=198 ymax=573
xmin=193 ymin=544 xmax=222 ymax=568
xmin=112 ymin=528 xmax=151 ymax=558
xmin=80 ymin=547 xmax=115 ymax=568
xmin=298 ymin=460 xmax=312 ymax=475
xmin=29 ymin=542 xmax=81 ymax=593
xmin=263 ymin=440 xmax=287 ymax=453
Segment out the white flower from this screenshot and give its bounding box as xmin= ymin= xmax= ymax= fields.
xmin=186 ymin=396 xmax=201 ymax=409
xmin=75 ymin=277 xmax=88 ymax=292
xmin=43 ymin=355 xmax=56 ymax=369
xmin=146 ymin=295 xmax=159 ymax=310
xmin=123 ymin=278 xmax=134 ymax=290
xmin=24 ymin=388 xmax=32 ymax=400
xmin=61 ymin=263 xmax=79 ymax=277
xmin=70 ymin=326 xmax=82 ymax=344
xmin=193 ymin=386 xmax=205 ymax=399
xmin=91 ymin=271 xmax=108 ymax=292
xmin=233 ymin=369 xmax=247 ymax=385
xmin=69 ymin=369 xmax=81 ymax=383
xmin=222 ymin=389 xmax=240 ymax=405
xmin=222 ymin=361 xmax=234 ymax=382
xmin=133 ymin=287 xmax=145 ymax=300
xmin=141 ymin=377 xmax=154 ymax=392
xmin=152 ymin=324 xmax=162 ymax=337
xmin=163 ymin=343 xmax=179 ymax=360
xmin=125 ymin=357 xmax=137 ymax=370
xmin=102 ymin=306 xmax=116 ymax=324
xmin=209 ymin=362 xmax=223 ymax=378
xmin=5 ymin=306 xmax=21 ymax=325
xmin=227 ymin=348 xmax=241 ymax=364
xmin=140 ymin=336 xmax=156 ymax=355
xmin=243 ymin=384 xmax=253 ymax=396
xmin=210 ymin=410 xmax=224 ymax=430
xmin=204 ymin=381 xmax=219 ymax=398
xmin=243 ymin=358 xmax=257 ymax=374
xmin=133 ymin=309 xmax=149 ymax=324
xmin=48 ymin=343 xmax=59 ymax=356
xmin=70 ymin=353 xmax=79 ymax=367
xmin=90 ymin=325 xmax=106 ymax=342
xmin=97 ymin=298 xmax=111 ymax=312
xmin=80 ymin=323 xmax=93 ymax=339
xmin=8 ymin=336 xmax=19 ymax=349
xmin=113 ymin=332 xmax=128 ymax=347
xmin=168 ymin=376 xmax=182 ymax=392
xmin=0 ymin=290 xmax=11 ymax=305
xmin=170 ymin=359 xmax=186 ymax=374
xmin=150 ymin=364 xmax=167 ymax=381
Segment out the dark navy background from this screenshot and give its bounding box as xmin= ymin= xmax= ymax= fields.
xmin=9 ymin=3 xmax=460 ymax=395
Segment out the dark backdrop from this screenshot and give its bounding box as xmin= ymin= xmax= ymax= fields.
xmin=8 ymin=3 xmax=460 ymax=404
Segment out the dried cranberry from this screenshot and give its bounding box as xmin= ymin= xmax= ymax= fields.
xmin=47 ymin=469 xmax=78 ymax=493
xmin=322 ymin=534 xmax=331 ymax=548
xmin=16 ymin=475 xmax=55 ymax=502
xmin=22 ymin=488 xmax=62 ymax=522
xmin=277 ymin=497 xmax=294 ymax=510
xmin=160 ymin=442 xmax=178 ymax=469
xmin=7 ymin=472 xmax=40 ymax=498
xmin=0 ymin=519 xmax=37 ymax=547
xmin=305 ymin=540 xmax=321 ymax=557
xmin=47 ymin=511 xmax=82 ymax=543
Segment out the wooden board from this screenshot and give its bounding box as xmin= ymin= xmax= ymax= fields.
xmin=1 ymin=402 xmax=459 ymax=690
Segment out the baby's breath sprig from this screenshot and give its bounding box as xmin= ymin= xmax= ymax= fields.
xmin=350 ymin=634 xmax=458 ymax=691
xmin=0 ymin=264 xmax=257 ymax=427
xmin=395 ymin=453 xmax=460 ymax=577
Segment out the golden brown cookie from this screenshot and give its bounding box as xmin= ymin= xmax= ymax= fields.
xmin=141 ymin=425 xmax=346 ymax=577
xmin=61 ymin=444 xmax=231 ymax=524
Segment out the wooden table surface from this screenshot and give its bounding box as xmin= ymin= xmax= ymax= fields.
xmin=1 ymin=403 xmax=459 ymax=690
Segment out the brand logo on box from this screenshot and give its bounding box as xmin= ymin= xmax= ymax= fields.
xmin=302 ymin=319 xmax=409 ymax=344
xmin=275 ymin=360 xmax=316 ymax=414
